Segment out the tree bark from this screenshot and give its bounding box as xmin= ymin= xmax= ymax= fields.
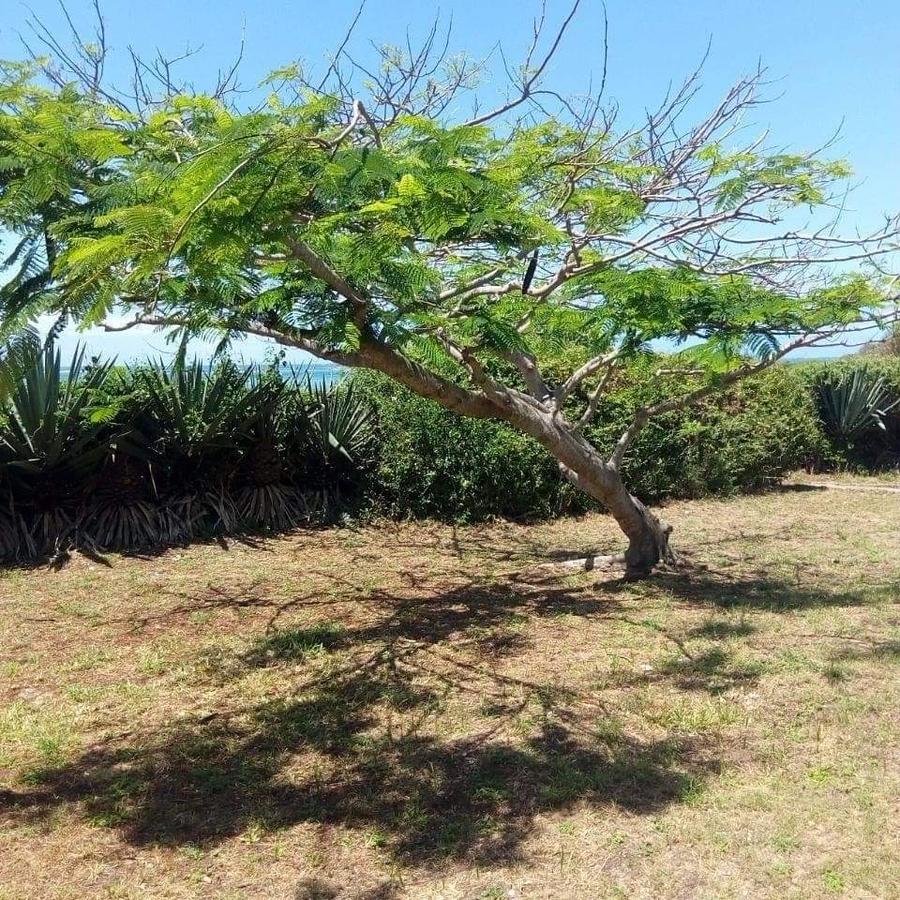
xmin=617 ymin=494 xmax=675 ymax=578
xmin=494 ymin=394 xmax=676 ymax=578
xmin=555 ymin=444 xmax=674 ymax=578
xmin=356 ymin=338 xmax=675 ymax=577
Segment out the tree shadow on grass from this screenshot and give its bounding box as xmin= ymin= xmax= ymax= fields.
xmin=770 ymin=483 xmax=828 ymax=493
xmin=2 ymin=576 xmax=722 ymax=867
xmin=607 ymin=560 xmax=895 ymax=611
xmin=832 ymin=638 xmax=900 ymax=664
xmin=294 ymin=878 xmax=404 ymax=900
xmin=5 ymin=664 xmax=715 ymax=866
xmin=2 ymin=557 xmax=884 ymax=868
xmin=649 ymin=647 xmax=765 ymax=695
xmin=92 ymin=723 xmax=698 ymax=859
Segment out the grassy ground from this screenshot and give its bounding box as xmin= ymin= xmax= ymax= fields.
xmin=1 ymin=480 xmax=898 ymax=899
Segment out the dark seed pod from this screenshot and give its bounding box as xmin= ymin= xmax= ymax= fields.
xmin=522 ymin=250 xmax=539 ymax=294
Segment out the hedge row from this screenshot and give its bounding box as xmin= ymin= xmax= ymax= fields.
xmin=2 ymin=346 xmax=897 ymax=559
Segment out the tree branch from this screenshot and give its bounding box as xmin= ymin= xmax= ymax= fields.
xmin=464 ymin=0 xmax=582 ymax=127
xmin=607 ymin=317 xmax=898 ymax=471
xmin=102 ymin=314 xmax=501 ymax=419
xmin=555 ymin=348 xmax=623 ymax=411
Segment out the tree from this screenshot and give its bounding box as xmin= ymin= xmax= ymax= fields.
xmin=1 ymin=1 xmax=898 ymax=576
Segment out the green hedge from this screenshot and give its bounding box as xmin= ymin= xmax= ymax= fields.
xmin=351 ymin=371 xmax=579 ymax=520
xmin=352 ymin=361 xmax=829 ymax=521
xmin=591 ymin=362 xmax=827 ymax=502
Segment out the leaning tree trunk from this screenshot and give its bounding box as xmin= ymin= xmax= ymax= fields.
xmin=503 ymin=400 xmax=675 ymax=578
xmin=566 ymin=458 xmax=675 ymax=578
xmin=608 ymin=485 xmax=675 ymax=578
xmin=356 ymin=340 xmax=675 ymax=578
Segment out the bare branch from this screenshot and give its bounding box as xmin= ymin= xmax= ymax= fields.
xmin=608 ymin=312 xmax=900 ymax=471
xmin=317 ymin=0 xmax=367 ymax=92
xmin=501 ymin=350 xmax=552 ymax=402
xmin=464 ymin=0 xmax=583 ymax=127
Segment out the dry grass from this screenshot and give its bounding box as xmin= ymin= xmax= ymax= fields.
xmin=1 ymin=481 xmax=898 ymax=899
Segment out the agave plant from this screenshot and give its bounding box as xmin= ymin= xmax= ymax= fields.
xmin=0 ymin=327 xmax=40 ymax=401
xmin=0 ymin=348 xmax=374 ymax=559
xmin=0 ymin=334 xmax=37 ymax=558
xmin=235 ymin=481 xmax=301 ymax=531
xmin=305 ymin=378 xmax=373 ymax=467
xmin=0 ymin=505 xmax=27 ymax=559
xmin=0 ymin=342 xmax=117 ymax=554
xmin=83 ymin=495 xmax=160 ymax=551
xmin=283 ymin=379 xmax=373 ymax=520
xmin=232 ymin=379 xmax=303 ymax=530
xmin=135 ymin=359 xmax=260 ymax=485
xmin=815 ymin=370 xmax=899 ymax=444
xmin=130 ymin=359 xmax=285 ymax=536
xmin=82 ymin=449 xmax=161 ymax=551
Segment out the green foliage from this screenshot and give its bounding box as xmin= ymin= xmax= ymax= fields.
xmin=795 ymin=358 xmax=900 ymax=467
xmin=813 ymin=370 xmax=897 ymax=443
xmin=0 ymin=65 xmax=884 ymax=379
xmin=353 ymin=370 xmax=577 ymax=520
xmin=353 ymin=356 xmax=900 ymax=521
xmin=0 ymin=345 xmax=373 ymax=560
xmin=589 ymin=363 xmax=827 ymax=501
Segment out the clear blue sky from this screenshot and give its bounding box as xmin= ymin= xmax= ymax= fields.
xmin=1 ymin=0 xmax=898 ymax=361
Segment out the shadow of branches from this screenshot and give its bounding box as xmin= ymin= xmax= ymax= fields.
xmin=3 ymin=551 xmax=887 ymax=867
xmin=608 ymin=559 xmax=896 ymax=611
xmin=1 ymin=574 xmax=724 ymax=865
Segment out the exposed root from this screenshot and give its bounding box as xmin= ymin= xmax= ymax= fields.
xmin=533 ymin=552 xmax=627 ymax=573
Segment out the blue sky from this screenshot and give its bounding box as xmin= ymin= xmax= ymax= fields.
xmin=1 ymin=0 xmax=898 ymax=362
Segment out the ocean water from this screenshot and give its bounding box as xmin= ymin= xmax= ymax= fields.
xmin=280 ymin=361 xmax=344 ymax=386
xmin=60 ymin=359 xmax=346 ymax=386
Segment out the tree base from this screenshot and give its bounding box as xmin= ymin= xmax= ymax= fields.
xmin=623 ymin=503 xmax=676 ymax=580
